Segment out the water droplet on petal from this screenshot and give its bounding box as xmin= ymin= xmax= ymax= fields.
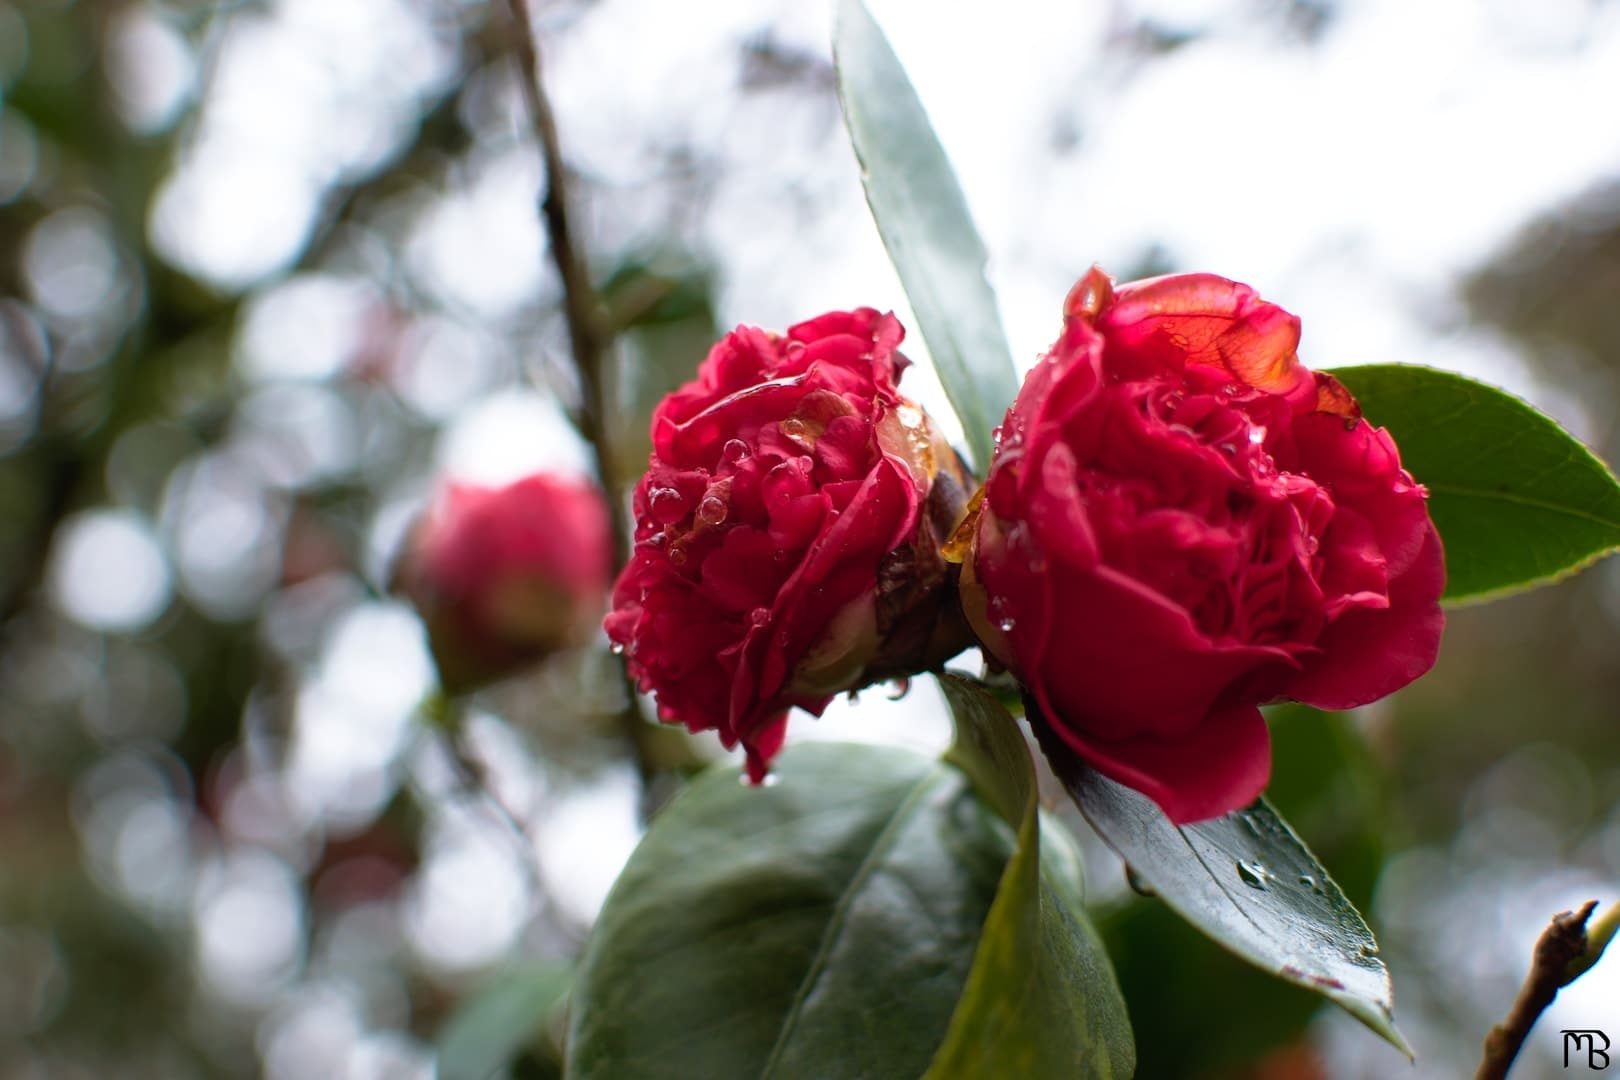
xmin=723 ymin=439 xmax=750 ymax=463
xmin=667 ymin=542 xmax=688 ymax=567
xmin=998 ymin=618 xmax=1016 ymax=633
xmin=609 ymin=641 xmax=625 ymax=655
xmin=649 ymin=486 xmax=687 ymax=524
xmin=748 ymin=607 xmax=770 ymax=627
xmin=1237 ymin=860 xmax=1269 ymax=889
xmin=780 ymin=418 xmax=806 ymax=438
xmin=1297 ymin=874 xmax=1315 ymax=888
xmin=1305 ymin=535 xmax=1320 ymax=555
xmin=696 ymin=495 xmax=728 ymax=527
xmin=1248 ymin=425 xmax=1267 ymax=445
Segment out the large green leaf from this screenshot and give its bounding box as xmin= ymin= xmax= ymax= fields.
xmin=834 ymin=0 xmax=1020 ymax=472
xmin=1329 ymin=363 xmax=1620 ymax=602
xmin=437 ymin=964 xmax=570 ymax=1080
xmin=1030 ymin=708 xmax=1410 ymax=1058
xmin=928 ymin=675 xmax=1135 ymax=1079
xmin=565 ymin=741 xmax=1013 ymax=1079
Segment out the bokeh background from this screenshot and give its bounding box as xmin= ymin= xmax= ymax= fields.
xmin=3 ymin=0 xmax=1619 ymax=1077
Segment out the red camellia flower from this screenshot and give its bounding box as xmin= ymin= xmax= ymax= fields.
xmin=966 ymin=268 xmax=1444 ymax=823
xmin=606 ymin=309 xmax=971 ymax=781
xmin=394 ymin=473 xmax=613 ymax=694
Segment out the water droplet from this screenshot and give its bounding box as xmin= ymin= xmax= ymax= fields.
xmin=667 ymin=542 xmax=688 ymax=567
xmin=1248 ymin=425 xmax=1267 ymax=445
xmin=885 ymin=677 xmax=911 ymax=701
xmin=1305 ymin=535 xmax=1320 ymax=555
xmin=1237 ymin=860 xmax=1269 ymax=889
xmin=1239 ymin=813 xmax=1261 ymax=838
xmin=649 ymin=486 xmax=687 ymax=524
xmin=609 ymin=641 xmax=625 ymax=655
xmin=780 ymin=418 xmax=806 ymax=438
xmin=998 ymin=618 xmax=1017 ymax=633
xmin=1216 ymin=441 xmax=1237 ymax=457
xmin=1297 ymin=874 xmax=1315 ymax=888
xmin=696 ymin=495 xmax=728 ymax=527
xmin=748 ymin=607 xmax=770 ymax=628
xmin=723 ymin=439 xmax=750 ymax=463
xmin=1125 ymin=865 xmax=1157 ymax=897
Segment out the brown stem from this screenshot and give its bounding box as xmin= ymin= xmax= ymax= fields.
xmin=503 ymin=0 xmax=663 ymax=799
xmin=1475 ymin=900 xmax=1600 ymax=1080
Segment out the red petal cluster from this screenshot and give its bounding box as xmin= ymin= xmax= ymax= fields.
xmin=605 ymin=310 xmax=939 ymax=781
xmin=972 ymin=269 xmax=1444 ymax=823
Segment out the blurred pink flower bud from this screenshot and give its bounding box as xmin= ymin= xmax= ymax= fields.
xmin=394 ymin=473 xmax=613 ymax=694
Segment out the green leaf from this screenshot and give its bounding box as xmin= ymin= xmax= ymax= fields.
xmin=928 ymin=675 xmax=1135 ymax=1079
xmin=1030 ymin=708 xmax=1411 ymax=1058
xmin=1329 ymin=363 xmax=1620 ymax=602
xmin=834 ymin=0 xmax=1020 ymax=472
xmin=436 ymin=964 xmax=570 ymax=1080
xmin=565 ymin=741 xmax=1013 ymax=1080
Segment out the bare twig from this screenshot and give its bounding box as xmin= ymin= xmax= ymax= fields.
xmin=503 ymin=0 xmax=663 ymax=800
xmin=1475 ymin=900 xmax=1604 ymax=1080
xmin=430 ymin=711 xmax=588 ymax=946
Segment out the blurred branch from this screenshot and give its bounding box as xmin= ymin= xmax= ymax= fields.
xmin=1475 ymin=899 xmax=1611 ymax=1080
xmin=504 ymin=0 xmax=664 ymax=802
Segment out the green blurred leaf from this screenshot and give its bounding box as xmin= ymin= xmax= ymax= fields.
xmin=833 ymin=0 xmax=1020 ymax=472
xmin=1031 ymin=708 xmax=1410 ymax=1058
xmin=436 ymin=964 xmax=570 ymax=1080
xmin=929 ymin=676 xmax=1135 ymax=1079
xmin=566 ymin=741 xmax=1012 ymax=1080
xmin=1329 ymin=363 xmax=1620 ymax=602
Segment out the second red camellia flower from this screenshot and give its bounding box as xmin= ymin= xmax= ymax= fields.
xmin=606 ymin=309 xmax=972 ymax=782
xmin=966 ymin=268 xmax=1445 ymax=824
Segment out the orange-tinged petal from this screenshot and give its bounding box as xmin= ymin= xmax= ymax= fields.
xmin=1100 ymin=272 xmax=1311 ymax=402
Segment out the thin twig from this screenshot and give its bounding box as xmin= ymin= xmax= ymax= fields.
xmin=1475 ymin=900 xmax=1601 ymax=1080
xmin=504 ymin=0 xmax=661 ymax=799
xmin=436 ymin=721 xmax=588 ymax=946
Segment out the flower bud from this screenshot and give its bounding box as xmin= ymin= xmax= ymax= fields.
xmin=394 ymin=474 xmax=612 ymax=694
xmin=606 ymin=309 xmax=973 ymax=781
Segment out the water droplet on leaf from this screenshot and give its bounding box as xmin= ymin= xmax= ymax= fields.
xmin=1237 ymin=860 xmax=1269 ymax=889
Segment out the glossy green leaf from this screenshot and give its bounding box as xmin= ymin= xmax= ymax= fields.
xmin=436 ymin=964 xmax=570 ymax=1080
xmin=928 ymin=675 xmax=1135 ymax=1079
xmin=566 ymin=741 xmax=1012 ymax=1080
xmin=834 ymin=0 xmax=1020 ymax=472
xmin=1030 ymin=708 xmax=1410 ymax=1058
xmin=1329 ymin=363 xmax=1620 ymax=602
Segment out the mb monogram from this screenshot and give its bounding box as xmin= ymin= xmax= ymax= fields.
xmin=1564 ymin=1030 xmax=1612 ymax=1070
